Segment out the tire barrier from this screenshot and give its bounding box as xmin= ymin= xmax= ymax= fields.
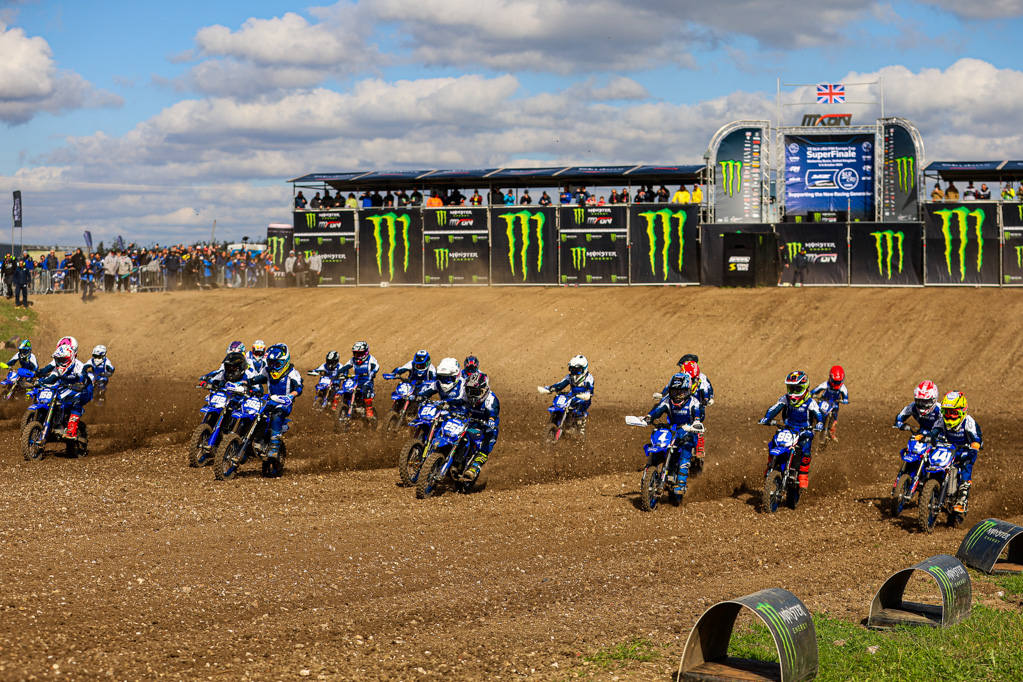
xmin=867 ymin=554 xmax=972 ymax=629
xmin=678 ymin=588 xmax=817 ymax=682
xmin=955 ymin=518 xmax=1023 ymax=575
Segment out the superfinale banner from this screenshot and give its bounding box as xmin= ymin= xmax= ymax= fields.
xmin=558 ymin=206 xmax=628 ymax=285
xmin=849 ymin=222 xmax=923 ymax=286
xmin=423 ymin=207 xmax=489 ymax=285
xmin=775 ymin=223 xmax=847 ymax=285
xmin=293 ymin=210 xmax=357 ymax=285
xmin=489 ymin=206 xmax=559 ymax=285
xmin=629 ymin=204 xmax=700 ymax=284
xmin=784 ymin=133 xmax=875 ymax=219
xmin=923 ymin=203 xmax=1000 ymax=285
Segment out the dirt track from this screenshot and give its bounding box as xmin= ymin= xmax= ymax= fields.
xmin=1 ymin=286 xmax=1021 ymax=680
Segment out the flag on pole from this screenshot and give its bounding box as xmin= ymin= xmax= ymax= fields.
xmin=116 ymin=235 xmax=125 ymax=252
xmin=12 ymin=191 xmax=22 ymax=228
xmin=816 ymin=83 xmax=845 ymax=104
xmin=84 ymin=231 xmax=93 ymax=252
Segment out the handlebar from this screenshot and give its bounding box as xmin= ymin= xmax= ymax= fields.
xmin=383 ymin=372 xmax=397 ymax=381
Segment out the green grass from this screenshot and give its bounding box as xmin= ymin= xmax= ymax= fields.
xmin=996 ymin=572 xmax=1023 ymax=597
xmin=583 ymin=637 xmax=661 ymax=669
xmin=0 ymin=300 xmax=37 ymax=352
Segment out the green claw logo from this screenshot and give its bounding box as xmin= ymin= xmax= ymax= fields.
xmin=305 ymin=213 xmax=317 ymax=228
xmin=434 ymin=248 xmax=450 ymax=271
xmin=267 ymin=236 xmax=287 ymax=264
xmin=755 ymin=603 xmax=795 ymax=665
xmin=926 ymin=565 xmax=955 ymax=610
xmin=1016 ymin=246 xmax=1023 ymax=270
xmin=499 ymin=211 xmax=546 ymax=281
xmin=964 ymin=520 xmax=997 ymax=551
xmin=934 ymin=207 xmax=985 ymax=281
xmin=896 ymin=157 xmax=915 ymax=194
xmin=786 ymin=242 xmax=803 ymax=261
xmin=571 ymin=247 xmax=587 ymax=270
xmin=366 ymin=212 xmax=412 ymax=281
xmin=573 ymin=208 xmax=585 ymax=225
xmin=639 ymin=209 xmax=687 ymax=280
xmin=869 ymin=230 xmax=904 ymax=279
xmin=719 ymin=160 xmax=743 ymax=197
xmin=436 ymin=210 xmax=447 ymax=227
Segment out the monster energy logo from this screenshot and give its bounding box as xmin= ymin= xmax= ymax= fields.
xmin=434 ymin=248 xmax=449 ymax=271
xmin=1016 ymin=246 xmax=1023 ymax=270
xmin=869 ymin=230 xmax=904 ymax=279
xmin=639 ymin=209 xmax=687 ymax=280
xmin=499 ymin=211 xmax=546 ymax=281
xmin=573 ymin=208 xmax=585 ymax=224
xmin=366 ymin=212 xmax=411 ymax=281
xmin=934 ymin=207 xmax=985 ymax=281
xmin=571 ymin=247 xmax=586 ymax=270
xmin=926 ymin=566 xmax=956 ymax=610
xmin=755 ymin=603 xmax=796 ymax=665
xmin=964 ymin=520 xmax=998 ymax=552
xmin=719 ymin=160 xmax=743 ymax=197
xmin=436 ymin=210 xmax=447 ymax=227
xmin=267 ymin=236 xmax=287 ymax=263
xmin=305 ymin=213 xmax=317 ymax=228
xmin=786 ymin=243 xmax=802 ymax=261
xmin=896 ymin=156 xmax=915 ymax=194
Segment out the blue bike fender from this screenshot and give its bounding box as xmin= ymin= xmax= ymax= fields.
xmin=547 ymin=406 xmax=562 ymax=414
xmin=199 ymin=405 xmax=221 ymax=415
xmin=643 ymin=443 xmax=668 ymax=457
xmin=28 ymin=401 xmax=51 ymax=411
xmin=769 ymin=446 xmax=794 ymax=458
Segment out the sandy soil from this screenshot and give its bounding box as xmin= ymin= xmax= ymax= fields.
xmin=0 ymin=286 xmax=1020 ymax=681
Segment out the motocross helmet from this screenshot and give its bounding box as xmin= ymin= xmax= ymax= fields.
xmin=227 ymin=341 xmax=246 ymax=354
xmin=568 ymin=355 xmax=588 ymax=386
xmin=463 ymin=355 xmax=480 ymax=375
xmin=667 ymin=372 xmax=692 ymax=405
xmin=940 ymin=391 xmax=967 ymax=430
xmin=266 ymin=344 xmax=291 ymax=381
xmin=223 ymin=352 xmax=246 ymax=383
xmin=251 ymin=340 xmax=266 ymax=360
xmin=914 ymin=380 xmax=939 ymax=415
xmin=785 ymin=371 xmax=809 ymax=405
xmin=92 ymin=345 xmax=107 ymax=362
xmin=413 ymin=350 xmax=431 ymax=372
xmin=828 ymin=365 xmax=844 ymax=390
xmin=52 ymin=345 xmax=75 ymax=375
xmin=352 ymin=341 xmax=369 ymax=364
xmin=57 ymin=336 xmax=79 ymax=356
xmin=681 ymin=360 xmax=700 ymax=380
xmin=18 ymin=339 xmax=31 ymax=361
xmin=325 ymin=350 xmax=340 ymax=370
xmin=677 ymin=353 xmax=699 ymax=366
xmin=465 ymin=372 xmax=490 ymax=407
xmin=436 ymin=357 xmax=459 ymax=390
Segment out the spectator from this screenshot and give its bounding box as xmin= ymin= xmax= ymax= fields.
xmin=608 ymin=188 xmax=619 ymax=204
xmin=426 ymin=191 xmax=443 ymax=207
xmin=559 ymin=187 xmax=572 ymax=204
xmin=284 ymin=250 xmax=297 ymax=287
xmin=360 ymin=191 xmax=373 ymax=208
xmin=13 ymin=256 xmax=29 ymax=307
xmin=597 ymin=196 xmax=606 ymax=206
xmin=469 ymin=189 xmax=483 ymax=206
xmin=371 ymin=190 xmax=384 ymax=207
xmin=1002 ymin=184 xmax=1016 ymax=201
xmin=692 ymin=184 xmax=703 ymax=204
xmin=503 ymin=191 xmax=515 ymax=205
xmin=309 ymin=250 xmax=322 ymax=287
xmin=346 ymin=192 xmax=358 ymax=208
xmin=103 ymin=250 xmax=118 ymax=292
xmin=294 ymin=192 xmax=307 ymax=210
xmin=71 ymin=248 xmax=87 ymax=288
xmin=322 ymin=190 xmax=333 ymax=208
xmin=656 ymin=185 xmax=670 ymax=202
xmin=963 ymin=182 xmax=977 ymax=201
xmin=945 ymin=182 xmax=959 ymax=201
xmin=672 ymin=185 xmax=690 ymax=203
xmin=538 ymin=191 xmax=552 ymax=206
xmin=575 ymin=186 xmax=590 ymax=206
xmin=931 ymin=182 xmax=945 ymax=202
xmin=383 ymin=190 xmax=394 ymax=207
xmin=294 ymin=252 xmax=309 ymax=288
xmin=448 ymin=188 xmax=465 ymax=206
xmin=397 ymin=189 xmax=410 ymax=207
xmin=1018 ymin=182 xmax=1023 ymax=200
xmin=1 ymin=255 xmax=12 ymax=298
xmin=620 ymin=188 xmax=630 ymax=204
xmin=489 ymin=188 xmax=505 ymax=205
xmin=634 ymin=186 xmax=648 ymax=203
xmin=585 ymin=194 xmax=597 ymax=205
xmin=117 ymin=249 xmax=133 ymax=292
xmin=520 ymin=190 xmax=532 ymax=205
xmin=793 ymin=247 xmax=809 ymax=287
xmin=310 ymin=192 xmax=323 ymax=209
xmin=978 ymin=183 xmax=991 ymax=200
xmin=410 ymin=188 xmax=423 ymax=206
xmin=164 ymin=249 xmax=180 ymax=291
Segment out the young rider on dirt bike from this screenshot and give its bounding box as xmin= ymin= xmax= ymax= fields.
xmin=810 ymin=365 xmax=849 ymax=441
xmin=247 ymin=340 xmax=267 ymax=373
xmin=643 ymin=373 xmax=704 ymax=496
xmin=676 ymin=359 xmax=713 ymax=459
xmin=932 ymin=391 xmax=982 ymax=514
xmin=461 ymin=355 xmax=480 ymax=380
xmin=83 ymin=345 xmax=115 ymax=378
xmin=7 ymin=340 xmax=38 ymax=372
xmin=759 ymin=371 xmax=824 ymax=489
xmin=418 ymin=357 xmax=466 ymax=404
xmin=458 ymin=372 xmax=501 ymax=481
xmin=894 ymin=380 xmax=944 ymax=433
xmin=391 ymin=350 xmax=436 ymax=385
xmin=35 ymin=337 xmax=93 ymax=438
xmin=541 ymin=355 xmax=594 ymax=436
xmin=261 ymin=344 xmax=303 ymax=461
xmin=339 ymin=341 xmax=380 ymax=421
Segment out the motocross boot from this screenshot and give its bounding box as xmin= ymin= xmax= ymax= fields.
xmin=953 ymin=481 xmax=971 ymax=513
xmin=577 ymin=417 xmax=587 ymax=438
xmin=673 ymin=464 xmax=689 ymax=495
xmin=364 ymin=398 xmax=376 ymax=421
xmin=267 ymin=434 xmax=282 ymax=460
xmin=798 ymin=473 xmax=809 ymax=489
xmin=66 ymin=414 xmax=80 ymax=439
xmin=828 ymin=420 xmax=837 ymax=441
xmin=695 ymin=433 xmax=706 ymax=459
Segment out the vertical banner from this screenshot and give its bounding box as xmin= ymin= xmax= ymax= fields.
xmin=849 ymin=223 xmax=923 ymax=286
xmin=423 ymin=207 xmax=490 ymax=285
xmin=783 ymin=133 xmax=875 ymax=220
xmin=266 ymin=224 xmax=294 ymax=269
xmin=1002 ymin=202 xmax=1023 ymax=228
xmin=83 ymin=231 xmax=94 ymax=253
xmin=358 ymin=208 xmax=423 ymax=286
xmin=629 ymin=204 xmax=700 ymax=284
xmin=882 ymin=122 xmax=920 ymax=221
xmin=713 ymin=127 xmax=765 ymax=222
xmin=12 ymin=190 xmax=22 ymax=228
xmin=700 ymin=224 xmax=774 ymax=286
xmin=293 ymin=210 xmax=357 ymax=285
xmin=775 ymin=224 xmax=848 ymax=285
xmin=923 ymin=203 xmax=1000 ymax=285
xmin=1002 ymin=227 xmax=1023 ymax=285
xmin=558 ymin=206 xmax=628 ymax=285
xmin=489 ymin=206 xmax=558 ymax=285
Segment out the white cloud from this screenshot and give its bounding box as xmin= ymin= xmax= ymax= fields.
xmin=922 ymin=0 xmax=1023 ymax=19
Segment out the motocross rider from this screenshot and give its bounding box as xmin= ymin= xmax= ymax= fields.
xmin=392 ymin=350 xmax=437 ymax=385
xmin=247 ymin=340 xmax=267 ymax=373
xmin=759 ymin=371 xmax=824 ymax=489
xmin=810 ymin=365 xmax=849 ymax=441
xmin=6 ymin=339 xmax=38 ymax=372
xmin=83 ymin=345 xmax=116 ymax=379
xmin=461 ymin=355 xmax=480 ymax=380
xmin=458 ymin=372 xmax=501 ymax=481
xmin=643 ymin=373 xmax=704 ymax=496
xmin=338 ymin=341 xmax=380 ymax=420
xmin=205 ymin=351 xmax=262 ymax=390
xmin=933 ymin=391 xmax=983 ymax=514
xmin=418 ymin=357 xmax=466 ymax=404
xmin=676 ymin=358 xmax=713 ymax=459
xmin=894 ymin=381 xmax=944 ymax=433
xmin=261 ymin=344 xmax=304 ymax=460
xmin=35 ymin=337 xmax=93 ymax=439
xmin=541 ymin=355 xmax=594 ymax=436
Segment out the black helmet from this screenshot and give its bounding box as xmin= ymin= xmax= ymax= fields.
xmin=465 ymin=372 xmax=490 ymax=407
xmin=463 ymin=355 xmax=479 ymax=374
xmin=413 ymin=350 xmax=431 ymax=372
xmin=223 ymin=352 xmax=246 ymax=382
xmin=667 ymin=373 xmax=692 ymax=405
xmin=325 ymin=350 xmax=340 ymax=368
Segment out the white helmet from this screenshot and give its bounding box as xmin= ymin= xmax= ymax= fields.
xmin=92 ymin=345 xmax=107 ymax=359
xmin=436 ymin=357 xmax=460 ymax=389
xmin=568 ymin=354 xmax=588 ymax=386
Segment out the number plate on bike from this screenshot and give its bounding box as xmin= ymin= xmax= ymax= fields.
xmin=244 ymin=398 xmax=262 ymax=410
xmin=342 ymin=379 xmax=356 ymax=392
xmin=929 ymin=445 xmax=954 ymax=468
xmin=418 ymin=404 xmax=438 ymax=420
xmin=443 ymin=419 xmax=467 ymax=437
xmin=775 ymin=429 xmax=797 ymax=448
xmin=553 ymin=395 xmax=569 ymax=409
xmin=316 ymin=377 xmax=330 ymax=389
xmin=396 ymin=382 xmax=414 ymax=397
xmin=210 ymin=394 xmax=227 ymax=408
xmin=651 ymin=429 xmax=672 ymax=448
xmin=38 ymin=389 xmax=53 ymax=401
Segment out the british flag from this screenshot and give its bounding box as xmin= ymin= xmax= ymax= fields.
xmin=817 ymin=83 xmax=845 ymax=104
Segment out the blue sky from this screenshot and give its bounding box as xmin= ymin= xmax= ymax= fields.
xmin=2 ymin=0 xmax=1023 ymax=245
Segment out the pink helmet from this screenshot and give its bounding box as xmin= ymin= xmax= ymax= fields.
xmin=914 ymin=380 xmax=939 ymax=415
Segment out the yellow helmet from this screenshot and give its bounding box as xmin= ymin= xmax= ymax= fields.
xmin=940 ymin=391 xmax=967 ymax=429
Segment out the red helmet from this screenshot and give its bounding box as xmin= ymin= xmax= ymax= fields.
xmin=914 ymin=380 xmax=939 ymax=415
xmin=828 ymin=365 xmax=844 ymax=390
xmin=681 ymin=360 xmax=700 ymax=380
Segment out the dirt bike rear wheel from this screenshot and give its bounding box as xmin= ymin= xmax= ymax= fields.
xmin=415 ymin=450 xmax=446 ymax=499
xmin=188 ymin=424 xmax=214 ymax=468
xmin=66 ymin=422 xmax=88 ymax=458
xmin=762 ymin=470 xmax=783 ymax=513
xmin=919 ymin=479 xmax=941 ymax=533
xmin=261 ymin=441 xmax=286 ymax=478
xmin=214 ymin=433 xmax=244 ymax=481
xmin=639 ymin=463 xmax=663 ymax=512
xmin=397 ymin=439 xmax=426 ymax=487
xmin=21 ymin=421 xmax=44 ymax=461
xmin=543 ymin=423 xmax=559 ymax=444
xmin=786 ymin=480 xmax=801 ymax=510
xmin=890 ymin=474 xmax=913 ymax=517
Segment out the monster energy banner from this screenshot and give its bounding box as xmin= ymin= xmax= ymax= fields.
xmin=358 ymin=209 xmax=423 ymax=286
xmin=265 ymin=224 xmax=294 ymax=269
xmin=1001 ymin=202 xmax=1023 ymax=228
xmin=489 ymin=206 xmax=558 ymax=285
xmin=713 ymin=126 xmax=765 ymax=222
xmin=1002 ymin=227 xmax=1023 ymax=285
xmin=882 ymin=122 xmax=919 ymax=221
xmin=923 ymin=203 xmax=1000 ymax=285
xmin=849 ymin=222 xmax=923 ymax=286
xmin=699 ymin=224 xmax=774 ymax=286
xmin=423 ymin=207 xmax=489 ymax=285
xmin=775 ymin=224 xmax=848 ymax=285
xmin=629 ymin=205 xmax=700 ymax=284
xmin=292 ymin=210 xmax=358 ymax=286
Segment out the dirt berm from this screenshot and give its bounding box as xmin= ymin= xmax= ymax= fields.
xmin=0 ymin=286 xmax=1020 ymax=680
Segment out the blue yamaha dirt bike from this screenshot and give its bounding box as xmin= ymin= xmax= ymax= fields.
xmin=22 ymin=384 xmax=89 ymax=460
xmin=760 ymin=420 xmax=814 ymax=513
xmin=214 ymin=394 xmax=291 ymax=480
xmin=334 ymin=376 xmax=375 ymax=433
xmin=888 ymin=427 xmax=931 ymax=518
xmin=415 ymin=411 xmax=484 ymax=499
xmin=396 ymin=401 xmax=445 ymax=487
xmin=916 ymin=437 xmax=965 ymax=533
xmin=1 ymin=365 xmax=36 ymax=402
xmin=308 ymin=371 xmax=340 ymax=412
xmin=188 ymin=382 xmax=247 ymax=468
xmin=381 ymin=372 xmax=423 ymax=433
xmin=538 ymin=385 xmax=590 ymax=443
xmin=625 ymin=415 xmax=703 ymax=512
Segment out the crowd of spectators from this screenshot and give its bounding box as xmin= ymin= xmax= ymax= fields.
xmin=295 ymin=184 xmax=704 ymax=210
xmin=929 ymin=181 xmax=1023 ymax=201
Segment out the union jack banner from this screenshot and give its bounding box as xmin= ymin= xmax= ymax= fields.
xmin=817 ymin=83 xmax=845 ymax=104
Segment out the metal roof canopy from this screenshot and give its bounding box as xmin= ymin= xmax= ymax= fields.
xmin=924 ymin=160 xmax=1023 ymax=182
xmin=289 ymin=164 xmax=705 ymax=193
